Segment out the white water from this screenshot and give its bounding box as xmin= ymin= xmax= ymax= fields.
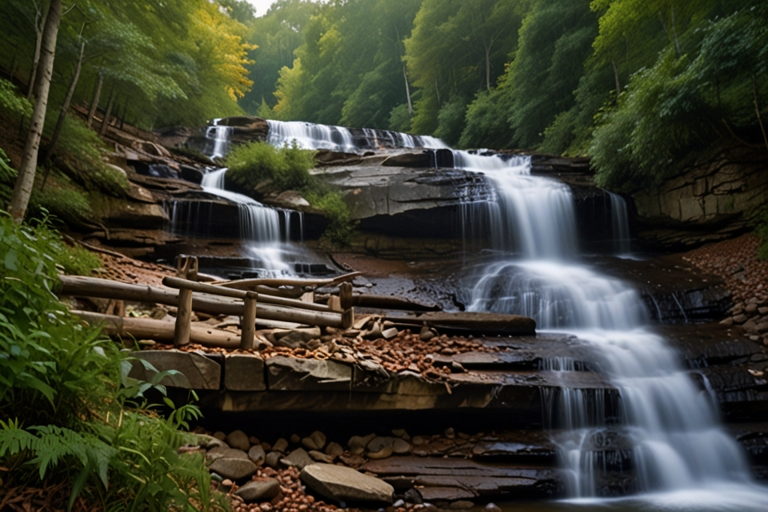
xmin=457 ymin=152 xmax=767 ymax=508
xmin=267 ymin=119 xmax=447 ymax=151
xmin=200 ymin=168 xmax=295 ymax=273
xmin=207 ymin=119 xmax=233 ymax=160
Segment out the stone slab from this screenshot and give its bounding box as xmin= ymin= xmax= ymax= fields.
xmin=128 ymin=350 xmax=221 ymax=390
xmin=266 ymin=356 xmax=352 ymax=391
xmin=225 ymin=354 xmax=266 ymax=391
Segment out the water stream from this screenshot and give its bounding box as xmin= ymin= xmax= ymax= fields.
xmin=455 ymin=152 xmax=768 ymax=509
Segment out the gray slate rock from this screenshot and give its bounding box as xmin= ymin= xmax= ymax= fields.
xmin=265 ymin=451 xmax=283 ymax=468
xmin=208 ymin=457 xmax=257 ymax=481
xmin=248 ymin=444 xmax=266 ymax=466
xmin=235 ymin=478 xmax=281 ymax=503
xmin=281 ymin=448 xmax=315 ymax=470
xmin=226 ymin=430 xmax=251 ymax=451
xmin=301 ymin=463 xmax=394 ymax=504
xmin=302 ymin=430 xmax=327 ymax=451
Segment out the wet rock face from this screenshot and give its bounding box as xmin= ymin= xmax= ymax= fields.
xmin=633 ymin=147 xmax=768 ymax=248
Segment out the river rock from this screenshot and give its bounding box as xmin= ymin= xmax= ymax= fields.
xmin=196 ymin=434 xmax=227 ymax=450
xmin=349 ymin=433 xmax=376 ymax=451
xmin=302 ymin=430 xmax=327 ymax=451
xmin=235 ymin=478 xmax=281 ymax=503
xmin=367 ymin=446 xmax=393 ymax=459
xmin=300 ymin=463 xmax=394 ymax=505
xmin=393 ymin=438 xmax=411 ymax=454
xmin=208 ymin=457 xmax=257 ymax=481
xmin=226 ymin=430 xmax=250 ymax=451
xmin=367 ymin=436 xmax=395 ymax=453
xmin=273 ymin=438 xmax=289 ymax=453
xmin=265 ymin=451 xmax=283 ymax=469
xmin=309 ymin=450 xmax=335 ymax=463
xmin=248 ymin=444 xmax=266 ymax=465
xmin=281 ymin=448 xmax=315 ymax=470
xmin=325 ymin=442 xmax=344 ymax=458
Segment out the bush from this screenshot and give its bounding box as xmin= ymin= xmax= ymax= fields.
xmin=305 ymin=189 xmax=357 ymax=247
xmin=225 ymin=140 xmax=314 ymax=191
xmin=0 ymin=213 xmax=224 ymax=510
xmin=0 ymin=78 xmax=32 ymax=119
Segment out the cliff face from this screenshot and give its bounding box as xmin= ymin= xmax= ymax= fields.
xmin=633 ymin=147 xmax=768 ymax=248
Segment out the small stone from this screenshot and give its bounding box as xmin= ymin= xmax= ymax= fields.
xmin=412 ymin=436 xmax=427 ymax=446
xmin=450 ymin=362 xmax=466 ymax=373
xmin=485 ymin=503 xmax=502 ymax=512
xmin=249 ymin=436 xmax=260 ymax=445
xmin=196 ymin=434 xmax=227 ymax=450
xmin=367 ymin=446 xmax=394 ymax=459
xmin=349 ymin=433 xmax=376 ymax=451
xmin=746 ymin=303 xmax=759 ymax=314
xmin=302 ymin=431 xmax=327 ymax=451
xmin=325 ymin=442 xmax=344 ymax=458
xmin=719 ymin=318 xmax=734 ymax=326
xmin=213 ymin=431 xmax=227 ymax=441
xmin=309 ymin=450 xmax=335 ymax=463
xmin=394 ymin=499 xmax=405 ymax=508
xmin=733 ymin=314 xmax=749 ymax=324
xmin=391 ymin=429 xmax=408 ymax=438
xmin=759 ymin=307 xmax=768 ymax=316
xmin=281 ymin=447 xmax=316 ymax=470
xmin=367 ymin=436 xmax=395 ymax=453
xmin=222 ymin=479 xmax=233 ymax=487
xmin=235 ymin=478 xmax=281 ymax=503
xmin=226 ymin=430 xmax=251 ymax=451
xmin=273 ymin=438 xmax=289 ymax=453
xmin=248 ymin=445 xmax=266 ymax=466
xmin=261 ymin=441 xmax=272 ymax=451
xmin=393 ymin=438 xmax=411 ymax=454
xmin=290 ymin=433 xmax=301 ymax=444
xmin=743 ymin=321 xmax=759 ymax=333
xmin=382 ymin=327 xmax=399 ymax=339
xmin=265 ymin=451 xmax=283 ymax=468
xmin=444 ymin=428 xmax=455 ymax=439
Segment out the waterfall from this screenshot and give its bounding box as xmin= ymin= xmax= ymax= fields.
xmin=607 ymin=191 xmax=631 ymax=255
xmin=206 ymin=119 xmax=233 ymax=160
xmin=458 ymin=153 xmax=767 ymax=508
xmin=267 ymin=119 xmax=447 ymax=151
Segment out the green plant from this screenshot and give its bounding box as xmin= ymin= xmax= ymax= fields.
xmin=0 ymin=78 xmax=32 ymax=119
xmin=225 ymin=140 xmax=314 ymax=190
xmin=305 ymin=189 xmax=356 ymax=247
xmin=0 ymin=213 xmax=225 ymax=510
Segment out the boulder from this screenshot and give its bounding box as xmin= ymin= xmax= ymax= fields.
xmin=208 ymin=457 xmax=258 ymax=481
xmin=225 ymin=430 xmax=251 ymax=451
xmin=235 ymin=478 xmax=281 ymax=503
xmin=281 ymin=448 xmax=315 ymax=470
xmin=300 ymin=463 xmax=394 ymax=505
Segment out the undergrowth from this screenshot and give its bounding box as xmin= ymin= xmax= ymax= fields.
xmin=0 ymin=213 xmax=225 ymax=511
xmin=225 ymin=141 xmax=356 ymax=246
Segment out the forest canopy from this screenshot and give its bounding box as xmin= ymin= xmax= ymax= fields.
xmin=1 ymin=0 xmax=766 ymax=192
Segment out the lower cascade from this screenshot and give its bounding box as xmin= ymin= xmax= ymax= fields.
xmin=457 ymin=154 xmax=768 ymax=507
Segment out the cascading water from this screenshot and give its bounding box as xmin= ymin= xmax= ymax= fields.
xmin=206 ymin=119 xmax=233 ymax=160
xmin=454 ymin=152 xmax=768 ymax=508
xmin=266 ymin=120 xmax=357 ymax=152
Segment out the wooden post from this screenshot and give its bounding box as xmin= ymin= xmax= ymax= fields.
xmin=174 ymin=256 xmax=198 ymax=347
xmin=342 ymin=307 xmax=355 ymax=330
xmin=339 ymin=283 xmax=353 ymax=310
xmin=241 ymin=292 xmax=258 ymax=350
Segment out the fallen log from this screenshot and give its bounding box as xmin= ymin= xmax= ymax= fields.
xmin=385 ymin=312 xmax=536 ymax=336
xmin=72 ymin=311 xmax=241 ymax=349
xmin=58 ymin=276 xmax=348 ymax=327
xmin=353 ymin=294 xmax=440 ymax=312
xmin=213 ymin=271 xmax=362 ymax=291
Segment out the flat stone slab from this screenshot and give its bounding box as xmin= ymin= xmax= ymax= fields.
xmin=360 ymin=456 xmax=557 ymax=499
xmin=225 ymin=354 xmax=266 ymax=391
xmin=266 ymin=356 xmax=352 ymax=391
xmin=128 ymin=350 xmax=220 ymax=390
xmin=301 ymin=463 xmax=394 ymax=504
xmin=390 ymin=312 xmax=536 ymax=336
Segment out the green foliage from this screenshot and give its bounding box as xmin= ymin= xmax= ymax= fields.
xmin=304 ymin=189 xmax=356 ymax=247
xmin=225 ymin=141 xmax=355 ymax=245
xmin=225 ymin=140 xmax=314 ymax=191
xmin=0 ymin=78 xmax=32 ymax=119
xmin=434 ymin=97 xmax=468 ymax=147
xmin=459 ymin=87 xmax=513 ymax=149
xmin=0 ymin=214 xmax=223 ymax=510
xmin=388 ymin=104 xmax=412 ymax=133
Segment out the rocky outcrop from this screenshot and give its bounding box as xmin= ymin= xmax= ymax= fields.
xmin=633 ymin=147 xmax=768 ymax=247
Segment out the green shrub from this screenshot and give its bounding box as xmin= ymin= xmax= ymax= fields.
xmin=0 ymin=213 xmax=224 ymax=510
xmin=225 ymin=140 xmax=314 ymax=191
xmin=305 ymin=189 xmax=356 ymax=247
xmin=0 ymin=78 xmax=32 ymax=119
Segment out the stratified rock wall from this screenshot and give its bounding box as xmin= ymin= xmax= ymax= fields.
xmin=633 ymin=147 xmax=768 ymax=247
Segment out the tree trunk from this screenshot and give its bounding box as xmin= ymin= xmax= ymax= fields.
xmin=612 ymin=60 xmax=621 ymax=101
xmin=753 ymin=78 xmax=768 ymax=152
xmin=87 ymin=69 xmax=103 ymax=127
xmin=403 ymin=66 xmax=413 ymax=115
xmin=41 ymin=41 xmax=85 ymax=171
xmin=99 ymin=87 xmax=115 ymax=136
xmin=8 ymin=0 xmax=61 ymax=223
xmin=27 ymin=1 xmax=48 ymax=100
xmin=484 ymin=37 xmax=495 ymax=91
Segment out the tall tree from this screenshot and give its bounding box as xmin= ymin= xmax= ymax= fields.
xmin=8 ymin=0 xmax=61 ymax=222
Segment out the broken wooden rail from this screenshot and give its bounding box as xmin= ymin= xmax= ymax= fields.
xmin=58 ymin=275 xmax=356 ymax=349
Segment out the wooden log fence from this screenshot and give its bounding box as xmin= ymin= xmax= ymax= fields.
xmin=59 ymin=270 xmax=356 ymax=349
